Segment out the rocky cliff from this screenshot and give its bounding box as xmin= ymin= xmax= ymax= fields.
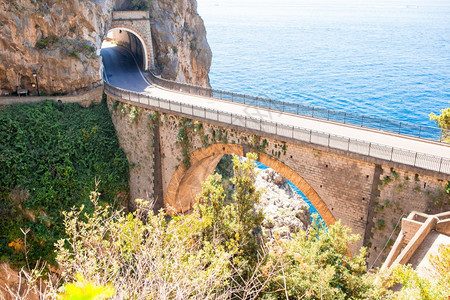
xmin=149 ymin=0 xmax=211 ymax=87
xmin=0 ymin=0 xmax=211 ymax=95
xmin=255 ymin=168 xmax=311 ymax=239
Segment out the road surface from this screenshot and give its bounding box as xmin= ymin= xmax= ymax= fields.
xmin=101 ymin=44 xmax=450 ymax=160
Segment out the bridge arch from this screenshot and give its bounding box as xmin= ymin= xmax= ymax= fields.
xmin=165 ymin=143 xmax=337 ymax=227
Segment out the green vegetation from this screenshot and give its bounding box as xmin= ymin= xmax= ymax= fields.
xmin=6 ymin=153 xmax=450 ymax=299
xmin=35 ymin=35 xmax=97 ymax=60
xmin=430 ymin=107 xmax=450 ymax=142
xmin=0 ymin=100 xmax=129 ymax=267
xmin=35 ymin=35 xmax=59 ymax=49
xmin=130 ymin=0 xmax=149 ymax=10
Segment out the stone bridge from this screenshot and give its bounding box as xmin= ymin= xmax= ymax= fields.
xmin=100 ymin=17 xmax=450 ymax=263
xmin=104 ymin=82 xmax=450 ymax=258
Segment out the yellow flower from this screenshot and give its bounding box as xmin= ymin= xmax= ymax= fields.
xmin=59 ymin=273 xmax=115 ymax=300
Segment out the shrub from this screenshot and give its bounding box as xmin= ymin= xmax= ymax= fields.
xmin=35 ymin=35 xmax=58 ymax=49
xmin=0 ymin=100 xmax=129 ymax=267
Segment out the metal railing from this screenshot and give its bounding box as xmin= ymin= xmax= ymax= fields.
xmin=146 ymin=72 xmax=446 ymax=142
xmin=105 ymin=82 xmax=450 ymax=175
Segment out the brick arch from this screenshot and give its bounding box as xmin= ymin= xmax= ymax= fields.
xmin=165 ymin=143 xmax=336 ymax=227
xmin=108 ymin=25 xmax=151 ymax=70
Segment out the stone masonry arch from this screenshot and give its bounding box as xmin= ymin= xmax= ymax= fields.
xmin=165 ymin=143 xmax=337 ymax=227
xmin=110 ymin=11 xmax=155 ymax=70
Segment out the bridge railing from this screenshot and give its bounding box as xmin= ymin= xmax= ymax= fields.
xmin=145 ymin=72 xmax=445 ymax=142
xmin=105 ymin=82 xmax=450 ymax=175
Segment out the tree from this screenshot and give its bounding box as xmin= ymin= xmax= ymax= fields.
xmin=430 ymin=107 xmax=450 ymax=142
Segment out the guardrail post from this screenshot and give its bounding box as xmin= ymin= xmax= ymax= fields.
xmin=390 ymin=148 xmax=394 ymax=161
xmin=297 ymin=104 xmax=299 ymax=114
xmin=361 ymin=116 xmax=364 ymax=127
xmin=418 ymin=126 xmax=422 ymax=138
xmin=344 ymin=112 xmax=347 ymax=124
xmin=368 ymin=143 xmax=371 ymax=155
xmin=398 ymin=122 xmax=402 ymax=133
xmin=292 ymin=126 xmax=294 ymax=138
xmin=259 ymin=119 xmax=262 ymax=131
xmin=232 ymin=93 xmax=234 ymax=102
xmin=312 ymin=107 xmax=314 ymax=117
xmin=439 ymin=157 xmax=443 ymax=173
xmin=379 ymin=118 xmax=382 ymax=129
xmin=414 ymin=152 xmax=418 ymax=166
xmin=347 ymin=138 xmax=350 ymax=151
xmin=327 ymin=110 xmax=330 ymax=120
xmin=220 ymin=90 xmax=223 ymax=100
xmin=328 ymin=134 xmax=331 ymax=147
xmin=282 ymin=102 xmax=285 ymax=112
xmin=309 ymin=130 xmax=312 ymax=143
xmin=192 ymin=104 xmax=194 ymax=116
xmin=243 ymin=95 xmax=246 ymax=104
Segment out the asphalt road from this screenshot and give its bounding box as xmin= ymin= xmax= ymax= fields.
xmin=101 ymin=44 xmax=450 ymax=160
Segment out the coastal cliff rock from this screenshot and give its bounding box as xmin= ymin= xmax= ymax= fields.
xmin=149 ymin=0 xmax=212 ymax=87
xmin=0 ymin=0 xmax=211 ymax=95
xmin=255 ymin=168 xmax=311 ymax=239
xmin=0 ymin=0 xmax=114 ymax=95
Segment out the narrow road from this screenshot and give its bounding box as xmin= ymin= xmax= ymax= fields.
xmin=101 ymin=45 xmax=450 ymax=160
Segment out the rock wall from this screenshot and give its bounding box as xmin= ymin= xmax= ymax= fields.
xmin=150 ymin=0 xmax=212 ymax=87
xmin=0 ymin=0 xmax=212 ymax=95
xmin=0 ymin=0 xmax=115 ymax=95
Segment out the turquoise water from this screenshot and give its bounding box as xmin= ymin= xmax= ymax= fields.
xmin=197 ymin=0 xmax=450 ymax=127
xmin=197 ymin=0 xmax=450 ymax=221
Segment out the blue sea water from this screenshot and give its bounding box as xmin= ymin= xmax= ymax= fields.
xmin=197 ymin=0 xmax=450 ymax=221
xmin=197 ymin=0 xmax=450 ymax=128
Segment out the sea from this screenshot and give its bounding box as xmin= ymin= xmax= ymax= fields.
xmin=197 ymin=0 xmax=450 ymax=220
xmin=197 ymin=0 xmax=450 ymax=128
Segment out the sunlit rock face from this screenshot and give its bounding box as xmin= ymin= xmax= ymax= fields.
xmin=149 ymin=0 xmax=212 ymax=87
xmin=0 ymin=0 xmax=211 ymax=95
xmin=0 ymin=0 xmax=116 ymax=95
xmin=255 ymin=168 xmax=311 ymax=240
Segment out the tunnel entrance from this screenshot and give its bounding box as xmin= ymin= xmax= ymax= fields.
xmin=102 ymin=28 xmax=148 ymax=71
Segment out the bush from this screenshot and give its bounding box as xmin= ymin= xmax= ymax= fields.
xmin=35 ymin=35 xmax=58 ymax=49
xmin=0 ymin=100 xmax=129 ymax=267
xmin=130 ymin=0 xmax=149 ymax=10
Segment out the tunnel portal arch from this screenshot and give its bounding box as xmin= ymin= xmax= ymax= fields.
xmin=108 ymin=11 xmax=155 ymax=70
xmin=165 ymin=143 xmax=337 ymax=227
xmin=106 ymin=27 xmax=149 ymax=70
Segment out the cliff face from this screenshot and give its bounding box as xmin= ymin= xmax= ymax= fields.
xmin=0 ymin=0 xmax=211 ymax=95
xmin=150 ymin=0 xmax=212 ymax=87
xmin=0 ymin=0 xmax=114 ymax=95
